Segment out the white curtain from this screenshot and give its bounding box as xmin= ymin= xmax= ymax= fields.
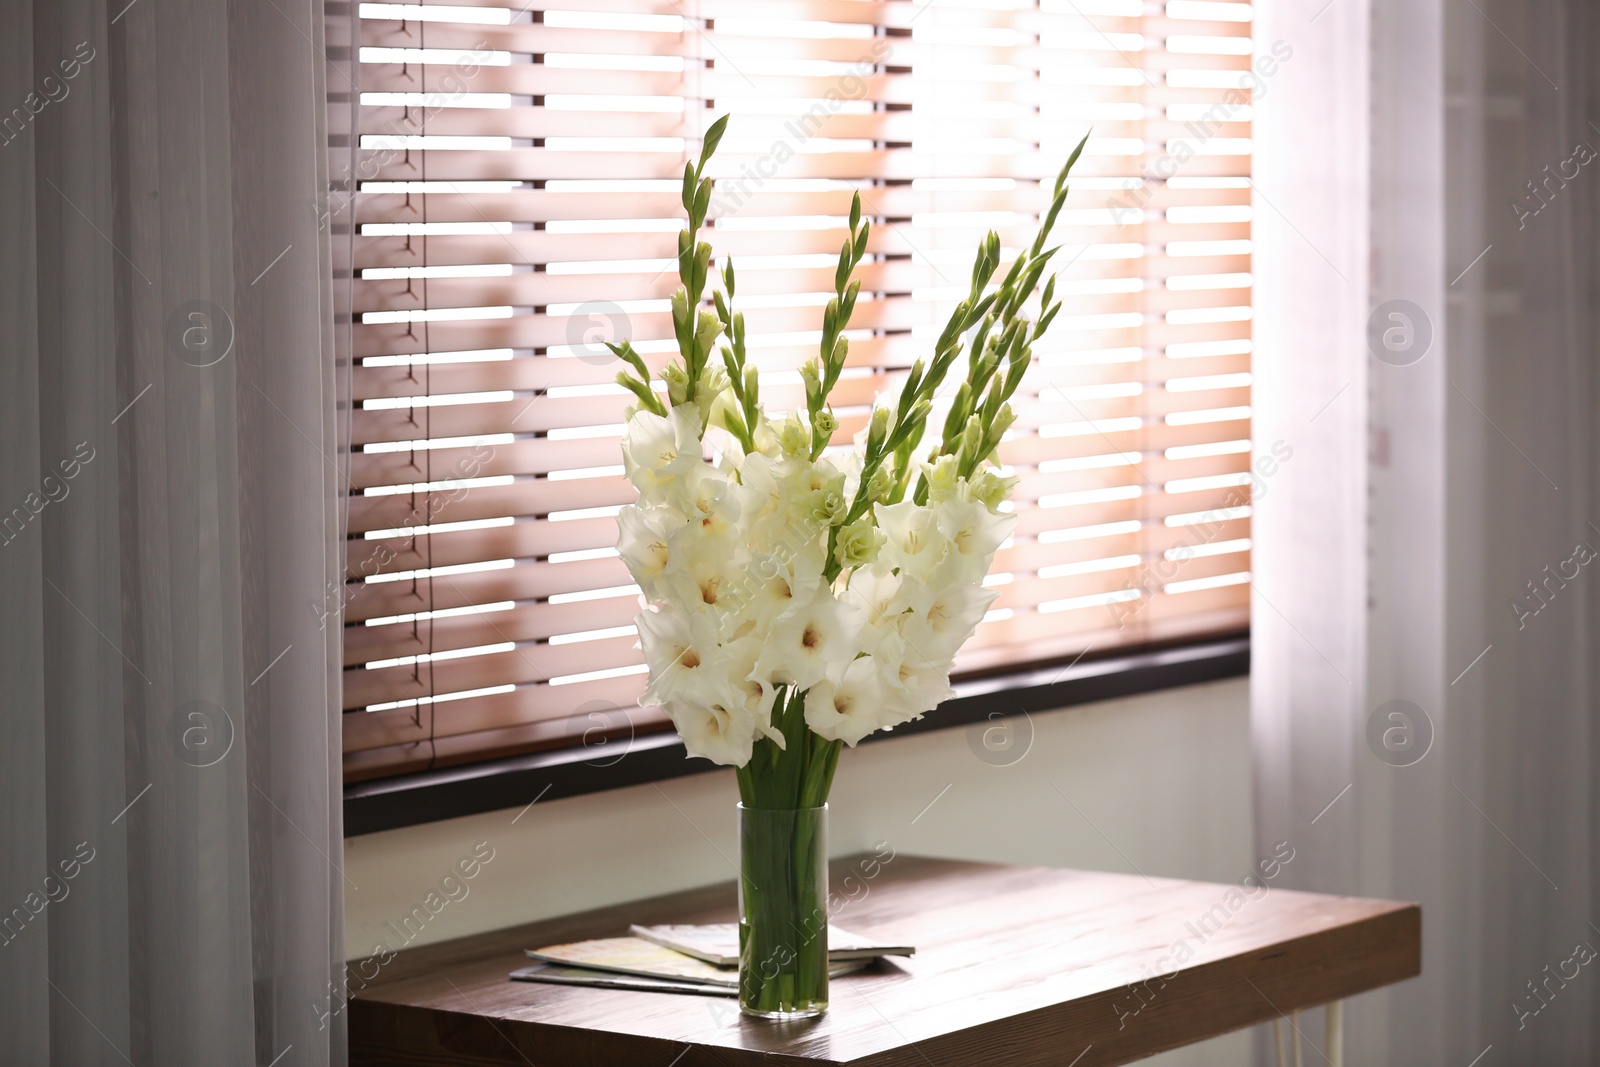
xmin=0 ymin=1 xmax=350 ymax=1064
xmin=1253 ymin=0 xmax=1598 ymax=1063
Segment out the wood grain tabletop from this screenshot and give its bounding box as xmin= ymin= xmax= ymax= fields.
xmin=350 ymin=853 xmax=1420 ymax=1067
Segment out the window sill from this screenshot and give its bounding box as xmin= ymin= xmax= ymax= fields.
xmin=343 ymin=633 xmax=1248 ymax=837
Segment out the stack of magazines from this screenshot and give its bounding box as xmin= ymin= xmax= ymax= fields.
xmin=510 ymin=923 xmax=914 ymax=997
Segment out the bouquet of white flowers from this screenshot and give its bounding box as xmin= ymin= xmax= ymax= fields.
xmin=609 ymin=116 xmax=1087 ymax=1018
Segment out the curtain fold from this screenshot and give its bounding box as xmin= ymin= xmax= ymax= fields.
xmin=1253 ymin=0 xmax=1599 ymax=1062
xmin=0 ymin=0 xmax=348 ymax=1064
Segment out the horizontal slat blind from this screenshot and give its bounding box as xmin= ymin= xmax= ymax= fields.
xmin=344 ymin=0 xmax=1254 ymax=781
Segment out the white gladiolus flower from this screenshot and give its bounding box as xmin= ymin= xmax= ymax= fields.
xmin=755 ymin=585 xmax=863 ymax=693
xmin=678 ymin=464 xmax=741 ymax=539
xmin=719 ymin=634 xmax=785 ymax=747
xmin=615 ymin=504 xmax=684 ymax=599
xmin=662 ymin=698 xmax=757 ymax=767
xmin=875 ymin=499 xmax=951 ymax=583
xmin=659 ymin=533 xmax=744 ymax=620
xmin=621 ymin=406 xmax=703 ymax=504
xmin=735 ymin=452 xmax=815 ymax=553
xmin=803 ymin=657 xmax=889 ymax=746
xmin=842 ymin=565 xmax=901 ymax=627
xmin=898 ymin=583 xmax=998 ymax=668
xmin=878 ymin=661 xmax=955 ymax=724
xmin=857 ymin=621 xmax=908 ymax=672
xmin=637 ymin=606 xmax=722 ymax=708
xmin=794 ymin=459 xmax=848 ymax=527
xmin=843 ymin=568 xmax=919 ymax=661
xmin=936 ymin=496 xmax=1015 ymax=584
xmin=724 ymin=547 xmax=823 ymax=633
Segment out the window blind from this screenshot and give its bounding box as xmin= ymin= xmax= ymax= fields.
xmin=344 ymin=0 xmax=1256 ymax=782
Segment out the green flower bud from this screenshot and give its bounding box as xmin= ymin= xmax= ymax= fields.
xmin=867 ymin=462 xmax=894 ymax=504
xmin=661 ymin=361 xmax=689 ymax=406
xmin=701 ymin=366 xmax=736 ymax=434
xmin=799 ymin=360 xmax=822 ymax=400
xmin=989 ymin=404 xmax=1017 ymax=450
xmin=697 ymin=363 xmax=730 ymax=416
xmin=776 ymin=414 xmax=810 ymax=458
xmin=960 ymin=415 xmax=983 ymax=462
xmin=866 ymin=406 xmax=889 ymax=453
xmin=806 ymin=488 xmax=848 ymax=526
xmin=970 ymin=468 xmax=1019 ymax=513
xmin=813 ymin=409 xmax=838 ymax=441
xmin=922 ymin=454 xmax=961 ymax=502
xmin=834 ymin=519 xmax=886 ymax=569
xmin=694 ymin=307 xmax=724 ymax=354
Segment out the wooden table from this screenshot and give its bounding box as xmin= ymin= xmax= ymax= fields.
xmin=350 ymin=854 xmax=1420 ymax=1067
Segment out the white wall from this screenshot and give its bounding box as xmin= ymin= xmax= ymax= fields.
xmin=344 ymin=676 xmax=1253 ymax=1065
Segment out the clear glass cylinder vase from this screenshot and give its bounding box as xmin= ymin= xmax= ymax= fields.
xmin=737 ymin=803 xmax=829 ymax=1019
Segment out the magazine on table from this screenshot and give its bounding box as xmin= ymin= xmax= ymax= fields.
xmin=629 ymin=923 xmax=914 ymax=967
xmin=518 ymin=932 xmax=881 ymax=993
xmin=510 ymin=961 xmax=736 ymax=998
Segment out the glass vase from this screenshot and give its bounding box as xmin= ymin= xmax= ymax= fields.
xmin=737 ymin=803 xmax=829 ymax=1019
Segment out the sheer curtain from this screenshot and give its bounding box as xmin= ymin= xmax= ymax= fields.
xmin=1253 ymin=0 xmax=1598 ymax=1062
xmin=0 ymin=1 xmax=349 ymax=1064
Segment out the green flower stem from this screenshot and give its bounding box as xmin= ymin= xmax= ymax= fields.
xmin=736 ymin=686 xmax=843 ymax=811
xmin=733 ymin=690 xmax=841 ymax=1012
xmin=737 ymin=789 xmax=830 ymax=1016
xmin=730 ymin=701 xmax=840 ymax=1020
xmin=806 ymin=193 xmax=872 ymax=460
xmin=672 ymin=115 xmax=729 ymax=407
xmin=909 ymin=133 xmax=1091 ymax=505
